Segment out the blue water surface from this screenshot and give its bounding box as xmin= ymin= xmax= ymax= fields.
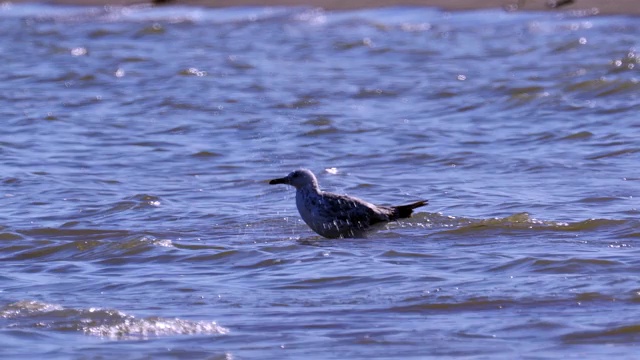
xmin=1 ymin=3 xmax=639 ymax=359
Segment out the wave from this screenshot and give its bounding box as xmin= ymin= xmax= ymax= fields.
xmin=0 ymin=3 xmax=317 ymax=24
xmin=562 ymin=323 xmax=640 ymax=344
xmin=0 ymin=232 xmax=174 ymax=262
xmin=0 ymin=300 xmax=228 ymax=340
xmin=406 ymin=212 xmax=639 ymax=237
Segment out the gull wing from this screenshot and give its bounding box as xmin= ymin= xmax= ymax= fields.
xmin=315 ymin=192 xmax=391 ymax=228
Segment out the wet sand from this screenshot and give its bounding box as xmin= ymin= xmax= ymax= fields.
xmin=8 ymin=0 xmax=640 ymax=16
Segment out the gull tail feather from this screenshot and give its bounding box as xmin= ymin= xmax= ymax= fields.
xmin=393 ymin=200 xmax=428 ymax=219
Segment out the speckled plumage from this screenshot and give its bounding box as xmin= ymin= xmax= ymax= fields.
xmin=269 ymin=169 xmax=428 ymax=239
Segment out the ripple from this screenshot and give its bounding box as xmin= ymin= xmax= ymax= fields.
xmin=0 ymin=232 xmax=23 ymax=240
xmin=563 ymin=323 xmax=640 ymax=344
xmin=137 ymin=23 xmax=166 ymax=36
xmin=560 ymin=131 xmax=593 ymax=140
xmin=609 ymin=51 xmax=640 ymax=73
xmin=275 ymin=276 xmax=367 ymax=290
xmin=387 ymin=298 xmax=515 ymax=313
xmin=490 ymin=257 xmax=624 ymax=274
xmin=274 ymin=97 xmax=320 ymax=109
xmin=191 ymin=150 xmax=222 ymax=158
xmin=586 ymin=148 xmax=640 ymax=160
xmin=16 ymin=228 xmax=132 ymax=241
xmin=576 ymin=196 xmax=624 ymax=203
xmin=302 ymin=127 xmax=340 ymax=136
xmin=565 ymin=78 xmax=640 ymax=98
xmin=303 ymin=117 xmax=333 ymax=127
xmin=378 ymin=250 xmax=438 ymax=259
xmin=353 ymin=87 xmax=399 ymax=98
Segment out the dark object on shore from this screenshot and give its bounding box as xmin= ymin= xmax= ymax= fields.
xmin=152 ymin=0 xmax=174 ymax=5
xmin=546 ymin=0 xmax=575 ymax=8
xmin=506 ymin=0 xmax=576 ymax=11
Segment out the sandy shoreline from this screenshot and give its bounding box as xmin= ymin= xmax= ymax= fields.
xmin=6 ymin=0 xmax=640 ymax=15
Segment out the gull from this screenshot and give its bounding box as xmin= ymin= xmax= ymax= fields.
xmin=269 ymin=169 xmax=428 ymax=239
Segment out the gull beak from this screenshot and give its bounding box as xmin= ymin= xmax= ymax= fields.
xmin=269 ymin=177 xmax=289 ymax=185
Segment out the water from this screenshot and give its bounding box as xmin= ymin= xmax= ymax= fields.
xmin=1 ymin=3 xmax=639 ymax=358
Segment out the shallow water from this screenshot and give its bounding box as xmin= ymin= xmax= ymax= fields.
xmin=1 ymin=3 xmax=639 ymax=358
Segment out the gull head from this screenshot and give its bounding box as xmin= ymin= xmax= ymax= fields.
xmin=269 ymin=169 xmax=319 ymax=190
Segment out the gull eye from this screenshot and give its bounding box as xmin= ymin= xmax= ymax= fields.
xmin=292 ymin=173 xmax=299 ymax=178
